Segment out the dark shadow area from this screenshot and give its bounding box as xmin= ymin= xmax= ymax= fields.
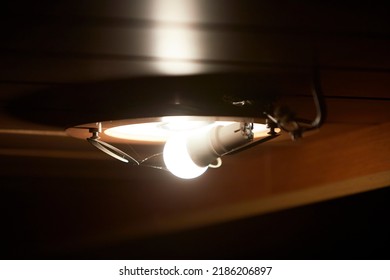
xmin=2 ymin=171 xmax=389 ymax=259
xmin=5 ymin=73 xmax=306 ymax=128
xmin=78 ymin=186 xmax=390 ymax=260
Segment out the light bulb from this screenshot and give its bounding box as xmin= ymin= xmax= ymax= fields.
xmin=163 ymin=122 xmax=254 ymax=179
xmin=163 ymin=133 xmax=208 ymax=179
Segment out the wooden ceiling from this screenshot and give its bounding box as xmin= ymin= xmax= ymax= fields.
xmin=1 ymin=1 xmax=389 ymax=258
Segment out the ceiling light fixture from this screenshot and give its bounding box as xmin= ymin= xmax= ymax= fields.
xmin=65 ymin=71 xmax=326 ymax=179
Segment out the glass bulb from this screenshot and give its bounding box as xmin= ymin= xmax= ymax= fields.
xmin=163 ymin=133 xmax=208 ymax=179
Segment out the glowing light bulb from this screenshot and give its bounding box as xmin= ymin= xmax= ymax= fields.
xmin=163 ymin=133 xmax=208 ymax=179
xmin=163 ymin=122 xmax=254 ymax=179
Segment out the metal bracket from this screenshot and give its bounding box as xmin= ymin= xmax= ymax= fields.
xmin=86 ymin=125 xmax=167 ymax=170
xmin=265 ymin=67 xmax=327 ymax=140
xmin=87 ymin=126 xmax=139 ymax=164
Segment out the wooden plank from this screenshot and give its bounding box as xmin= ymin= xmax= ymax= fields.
xmin=280 ymin=97 xmax=390 ymax=124
xmin=41 ymin=122 xmax=390 ymax=252
xmin=321 ymin=70 xmax=390 ymax=99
